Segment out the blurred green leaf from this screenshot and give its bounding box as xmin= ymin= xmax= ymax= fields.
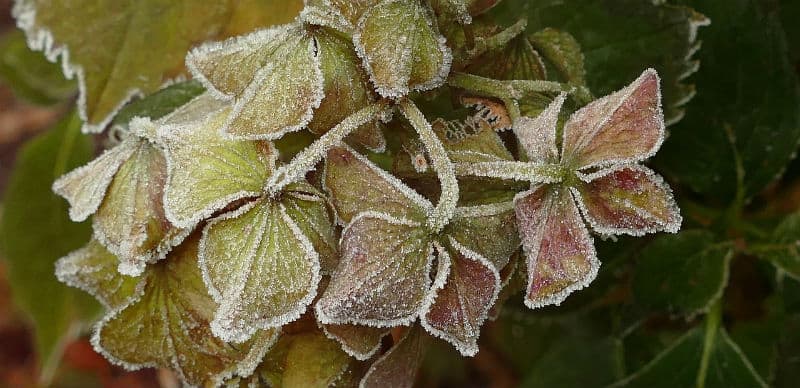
xmin=655 ymin=0 xmax=800 ymax=202
xmin=110 ymin=80 xmax=205 ymax=128
xmin=774 ymin=315 xmax=800 ymax=387
xmin=15 ymin=0 xmax=302 ymax=131
xmin=519 ymin=335 xmax=617 ymax=388
xmin=0 ymin=112 xmax=101 ymax=383
xmin=632 ymin=230 xmax=732 ymax=317
xmin=613 ymin=326 xmax=767 ymax=387
xmin=0 ymin=29 xmax=75 ymax=104
xmin=751 ymin=212 xmax=800 ymax=280
xmin=490 ymin=0 xmax=706 ymax=125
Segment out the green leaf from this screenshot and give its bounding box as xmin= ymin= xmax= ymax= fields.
xmin=309 ymin=28 xmax=386 ymax=151
xmin=519 ymin=335 xmax=617 ymax=388
xmin=612 ymin=327 xmax=767 ymax=388
xmin=13 ymin=0 xmax=301 ymax=132
xmin=491 ymin=0 xmax=707 ymax=126
xmin=632 ymin=230 xmax=732 ymax=317
xmin=0 ymin=29 xmax=75 ymax=104
xmin=110 ymin=80 xmax=205 ymax=129
xmin=751 ymin=212 xmax=800 ymax=280
xmin=0 ymin=112 xmax=101 ymax=383
xmin=529 ymin=28 xmax=585 ymax=86
xmin=654 ymin=0 xmax=800 ymax=200
xmin=93 ymin=235 xmax=278 ymax=387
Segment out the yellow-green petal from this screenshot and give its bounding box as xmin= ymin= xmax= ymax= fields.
xmin=55 ymin=239 xmax=141 ymax=310
xmin=92 ymin=235 xmax=279 ymax=387
xmin=353 ymin=0 xmax=452 ymax=98
xmin=200 ymin=198 xmax=321 ymax=343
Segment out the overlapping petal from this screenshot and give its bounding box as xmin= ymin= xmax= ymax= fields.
xmin=316 ymin=211 xmax=433 ymax=327
xmin=187 ymin=23 xmax=324 ymax=140
xmin=91 ymin=236 xmax=278 ymax=387
xmin=321 ymin=323 xmax=389 ymax=360
xmin=200 ymin=198 xmax=321 ymax=343
xmin=353 ymin=0 xmax=452 ymax=98
xmin=421 ymin=240 xmax=499 ymax=356
xmin=514 ymin=186 xmax=599 ymax=308
xmin=360 ymin=325 xmax=426 ymax=388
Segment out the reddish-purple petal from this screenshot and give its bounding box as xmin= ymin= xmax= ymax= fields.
xmin=421 ymin=239 xmax=500 ymax=356
xmin=562 ymin=69 xmax=664 ymax=170
xmin=514 ymin=186 xmax=599 ymax=308
xmin=572 ymin=165 xmax=681 ymax=236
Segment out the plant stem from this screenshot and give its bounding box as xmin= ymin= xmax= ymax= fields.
xmin=696 ymin=299 xmax=722 ymax=388
xmin=266 ymin=103 xmax=387 ymax=195
xmin=399 ymin=99 xmax=459 ymax=233
xmin=467 ymin=19 xmax=527 ymax=59
xmin=455 ymin=161 xmax=564 ymax=184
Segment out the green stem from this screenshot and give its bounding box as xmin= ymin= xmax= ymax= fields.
xmin=454 ymin=161 xmax=563 ymax=184
xmin=399 ymin=99 xmax=459 ymax=233
xmin=696 ymin=299 xmax=722 ymax=388
xmin=447 ymin=72 xmax=579 ymax=121
xmin=467 ymin=19 xmax=527 ymax=59
xmin=266 ymin=103 xmax=387 ymax=195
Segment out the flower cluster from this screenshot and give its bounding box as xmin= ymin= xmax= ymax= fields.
xmin=51 ymin=0 xmax=680 ymax=386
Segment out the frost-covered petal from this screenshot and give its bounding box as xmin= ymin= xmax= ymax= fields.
xmin=261 ymin=331 xmax=351 ymax=387
xmin=301 ymin=0 xmax=380 ymax=34
xmin=421 ymin=239 xmax=500 ymax=356
xmin=186 ymin=24 xmax=300 ymax=98
xmin=514 ymin=186 xmax=599 ymax=308
xmin=325 ymin=146 xmax=431 ymax=223
xmin=93 ymin=140 xmax=188 ymax=276
xmin=562 ymin=69 xmax=664 ymax=170
xmin=282 ymin=188 xmax=339 ymax=274
xmin=225 ymin=34 xmax=323 ymax=140
xmin=92 ymin=236 xmax=278 ymax=387
xmin=360 ymin=325 xmax=425 ymax=388
xmin=572 ymin=165 xmax=681 ymax=236
xmin=52 ymin=138 xmax=138 ymax=222
xmin=187 ymin=24 xmax=324 ymax=140
xmin=514 ymin=93 xmax=565 ymax=164
xmin=447 ymin=202 xmax=519 ymax=269
xmin=316 ymin=212 xmax=433 ymax=327
xmin=200 ymin=199 xmax=320 ymax=343
xmin=55 ymin=239 xmax=141 ymax=310
xmin=159 ymin=105 xmax=275 ymax=229
xmin=353 ymin=0 xmax=452 ymax=98
xmin=308 ymin=28 xmax=386 ymax=151
xmin=321 ymin=323 xmax=389 ymax=360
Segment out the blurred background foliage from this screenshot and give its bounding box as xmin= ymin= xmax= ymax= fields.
xmin=0 ymin=0 xmax=798 ymax=386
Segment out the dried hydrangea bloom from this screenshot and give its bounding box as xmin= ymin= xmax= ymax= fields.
xmin=57 ymin=235 xmax=278 ymax=387
xmin=155 ymin=93 xmax=346 ymax=343
xmin=52 ymin=114 xmax=190 ymax=276
xmin=317 ymin=146 xmax=517 ymax=356
xmin=459 ymin=69 xmax=681 ymax=308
